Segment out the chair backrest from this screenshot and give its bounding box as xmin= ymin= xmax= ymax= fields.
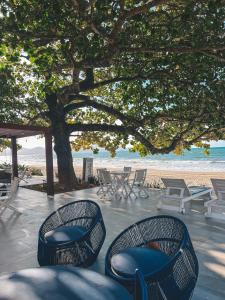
xmin=211 ymin=178 xmax=225 ymax=200
xmin=96 ymin=168 xmax=107 ymax=182
xmin=101 ymin=170 xmax=113 ymax=184
xmin=135 ymin=269 xmax=149 ymax=300
xmin=134 ymin=169 xmax=147 ymax=184
xmin=161 ymin=178 xmax=190 ymax=198
xmin=123 ymin=166 xmax=132 ymax=172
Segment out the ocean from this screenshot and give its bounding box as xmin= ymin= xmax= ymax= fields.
xmin=1 ymin=147 xmax=225 ymax=173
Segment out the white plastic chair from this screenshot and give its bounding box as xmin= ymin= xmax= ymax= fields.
xmin=158 ymin=178 xmax=212 ymax=214
xmin=205 ymin=178 xmax=225 ymax=220
xmin=0 ymin=177 xmax=21 ymax=216
xmin=126 ymin=169 xmax=149 ymax=199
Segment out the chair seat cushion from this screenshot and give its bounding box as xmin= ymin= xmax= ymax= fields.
xmin=44 ymin=225 xmax=87 ymax=244
xmin=111 ymin=247 xmax=169 ymax=277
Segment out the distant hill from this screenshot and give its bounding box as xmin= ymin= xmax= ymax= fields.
xmin=0 ymin=147 xmax=45 ymax=156
xmin=18 ymin=147 xmax=45 ymax=155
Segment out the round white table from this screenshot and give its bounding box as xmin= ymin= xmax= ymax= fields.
xmin=0 ymin=266 xmax=132 ymax=300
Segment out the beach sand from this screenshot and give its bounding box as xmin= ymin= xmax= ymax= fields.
xmin=33 ymin=163 xmax=225 ymax=187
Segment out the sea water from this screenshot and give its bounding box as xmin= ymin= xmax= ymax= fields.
xmin=0 ymin=147 xmax=225 ymax=172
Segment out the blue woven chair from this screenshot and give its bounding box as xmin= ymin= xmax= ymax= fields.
xmin=38 ymin=200 xmax=106 ymax=267
xmin=105 ymin=215 xmax=198 ymax=300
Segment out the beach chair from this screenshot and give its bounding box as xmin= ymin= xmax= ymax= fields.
xmin=205 ymin=179 xmax=225 ymax=220
xmin=0 ymin=177 xmax=21 ymax=216
xmin=158 ymin=178 xmax=212 ymax=214
xmin=126 ymin=169 xmax=149 ymax=199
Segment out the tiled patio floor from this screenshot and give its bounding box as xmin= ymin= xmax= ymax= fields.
xmin=0 ymin=187 xmax=225 ymax=299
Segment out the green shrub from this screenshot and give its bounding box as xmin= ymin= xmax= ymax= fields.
xmin=29 ymin=167 xmax=43 ymax=176
xmin=0 ymin=163 xmax=43 ymax=176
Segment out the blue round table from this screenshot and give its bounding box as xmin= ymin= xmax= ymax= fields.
xmin=0 ymin=266 xmax=132 ymax=300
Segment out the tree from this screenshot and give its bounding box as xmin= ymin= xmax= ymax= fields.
xmin=0 ymin=0 xmax=224 ymax=190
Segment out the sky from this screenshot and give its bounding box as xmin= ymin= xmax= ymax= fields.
xmin=17 ymin=135 xmax=225 ymax=149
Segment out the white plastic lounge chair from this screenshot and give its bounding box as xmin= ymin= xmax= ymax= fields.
xmin=126 ymin=169 xmax=149 ymax=199
xmin=158 ymin=178 xmax=212 ymax=214
xmin=0 ymin=177 xmax=21 ymax=216
xmin=205 ymin=178 xmax=225 ymax=220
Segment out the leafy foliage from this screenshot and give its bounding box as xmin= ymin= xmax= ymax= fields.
xmin=0 ymin=0 xmax=225 ymax=157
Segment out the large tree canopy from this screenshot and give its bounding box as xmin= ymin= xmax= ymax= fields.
xmin=0 ymin=0 xmax=224 ymax=188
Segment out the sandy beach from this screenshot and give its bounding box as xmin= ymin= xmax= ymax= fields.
xmin=34 ymin=163 xmax=225 ymax=187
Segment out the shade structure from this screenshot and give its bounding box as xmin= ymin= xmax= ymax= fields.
xmin=0 ymin=123 xmax=54 ymax=196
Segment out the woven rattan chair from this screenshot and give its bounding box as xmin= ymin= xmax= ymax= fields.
xmin=38 ymin=200 xmax=106 ymax=267
xmin=105 ymin=215 xmax=198 ymax=300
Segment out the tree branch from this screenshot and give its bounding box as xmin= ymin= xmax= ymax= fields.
xmin=200 ymin=51 xmax=225 ymax=63
xmin=120 ymin=45 xmax=225 ymax=55
xmin=64 ymin=97 xmax=143 ymax=126
xmin=68 ymin=123 xmax=128 ymax=134
xmin=109 ymin=0 xmax=167 ymax=41
xmin=68 ymin=122 xmax=158 ymax=153
xmin=67 ymin=121 xmax=219 ymax=155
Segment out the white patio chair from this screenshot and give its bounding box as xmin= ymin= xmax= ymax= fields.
xmin=205 ymin=178 xmax=225 ymax=220
xmin=125 ymin=169 xmax=149 ymax=199
xmin=96 ymin=168 xmax=107 ymax=195
xmin=122 ymin=166 xmax=132 ymax=185
xmin=100 ymin=170 xmax=116 ymax=198
xmin=158 ymin=178 xmax=212 ymax=214
xmin=0 ymin=177 xmax=21 ymax=216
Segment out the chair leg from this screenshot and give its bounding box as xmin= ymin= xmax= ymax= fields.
xmin=0 ymin=206 xmax=7 ymax=216
xmin=8 ymin=204 xmax=22 ymax=214
xmin=205 ymin=206 xmax=212 ymax=218
xmin=126 ymin=184 xmax=138 ymax=199
xmin=180 ymin=201 xmax=185 ymax=214
xmin=0 ymin=204 xmax=21 ymax=216
xmin=138 ymin=186 xmax=149 ymax=198
xmin=97 ymin=185 xmax=104 ymax=195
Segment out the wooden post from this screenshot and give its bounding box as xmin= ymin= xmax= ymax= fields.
xmin=45 ymin=133 xmax=54 ymax=196
xmin=11 ymin=137 xmax=18 ymax=178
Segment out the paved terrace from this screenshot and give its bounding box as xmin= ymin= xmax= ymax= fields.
xmin=0 ymin=187 xmax=225 ymax=300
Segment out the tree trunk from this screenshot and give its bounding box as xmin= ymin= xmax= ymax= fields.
xmin=45 ymin=93 xmax=77 ymax=191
